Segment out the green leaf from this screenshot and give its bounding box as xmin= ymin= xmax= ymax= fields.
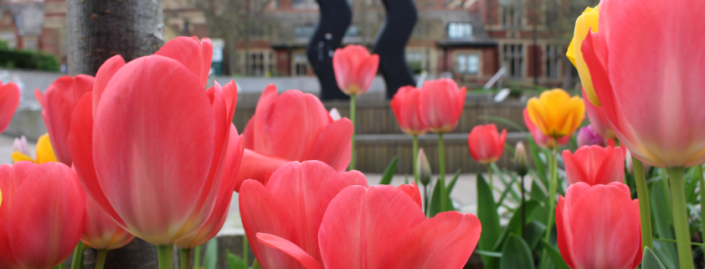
xmin=378 ymin=156 xmax=399 ymax=185
xmin=227 ymin=252 xmax=248 ymax=269
xmin=642 ymin=247 xmax=667 ymax=269
xmin=650 ymin=183 xmax=678 ymax=268
xmin=475 ymin=250 xmax=503 ymax=258
xmin=493 ymin=201 xmax=540 ymax=250
xmin=477 ymin=174 xmax=501 ymax=269
xmin=499 ymin=235 xmax=535 ymax=269
xmin=529 ymin=180 xmax=548 ymax=225
xmin=204 ymin=239 xmax=218 ymax=269
xmin=528 ymin=137 xmax=547 ymax=185
xmin=447 ymin=169 xmax=462 ymax=192
xmin=524 ymin=220 xmax=546 ymax=249
xmin=478 ymin=115 xmax=526 ymax=132
xmin=539 ymin=240 xmax=570 ymax=269
xmin=429 ymin=179 xmax=454 ymax=217
xmin=252 ymin=259 xmax=261 ymax=269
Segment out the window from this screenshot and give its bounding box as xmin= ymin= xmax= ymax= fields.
xmin=294 ymin=25 xmax=316 ymax=38
xmin=246 ymin=51 xmax=274 ymax=76
xmin=23 ymin=37 xmax=37 ymax=50
xmin=501 ymin=0 xmax=523 ymax=28
xmin=293 ymin=53 xmax=308 ymax=76
xmin=345 ymin=25 xmax=360 ymax=37
xmin=448 ymin=23 xmax=472 ymax=39
xmin=503 ymin=44 xmax=523 ymax=78
xmin=456 ymin=53 xmax=479 ymax=74
xmin=292 ymin=0 xmax=318 ymax=9
xmin=545 ymin=45 xmax=561 ymax=78
xmin=250 ymin=24 xmax=271 ymax=39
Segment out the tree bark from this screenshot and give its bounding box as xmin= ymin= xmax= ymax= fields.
xmin=65 ymin=0 xmax=164 ymax=267
xmin=66 ymin=0 xmax=164 ymax=76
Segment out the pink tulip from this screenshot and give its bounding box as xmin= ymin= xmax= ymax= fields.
xmin=237 ymin=85 xmax=353 ymax=191
xmin=581 ymin=0 xmax=705 ymax=167
xmin=563 ymin=145 xmax=625 ymax=186
xmin=36 ymin=75 xmax=94 ymax=165
xmin=0 ymin=81 xmax=20 ymax=134
xmin=0 ymin=162 xmax=86 ymax=269
xmin=390 ymin=86 xmax=428 ymax=136
xmin=81 ymin=196 xmax=135 ymax=250
xmin=332 ymin=45 xmax=379 ymax=96
xmin=557 ymin=182 xmax=642 ymax=269
xmin=255 ymin=184 xmax=481 ymax=269
xmin=468 ymin=124 xmax=507 ymax=164
xmin=576 ymin=125 xmax=606 ymax=148
xmin=239 ymin=161 xmax=369 ymax=268
xmin=582 ymin=88 xmax=615 ymax=140
xmin=523 ymin=109 xmax=569 ymax=149
xmin=418 ymin=78 xmax=466 ymax=133
xmin=67 ymin=37 xmax=240 ymax=245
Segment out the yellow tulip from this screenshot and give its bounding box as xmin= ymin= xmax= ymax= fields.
xmin=527 ymin=89 xmax=585 ymax=139
xmin=566 ymin=5 xmax=601 ymax=106
xmin=11 ymin=134 xmax=57 ymax=164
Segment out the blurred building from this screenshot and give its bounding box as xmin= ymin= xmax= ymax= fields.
xmin=4 ymin=0 xmax=573 ymax=89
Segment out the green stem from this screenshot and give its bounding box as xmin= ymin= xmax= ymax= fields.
xmin=438 ymin=133 xmax=447 ymax=211
xmin=412 ymin=135 xmax=419 ymax=185
xmin=423 ymin=184 xmax=429 ymax=216
xmin=540 ymin=148 xmax=557 ymax=269
xmin=661 ymin=168 xmax=672 ymax=210
xmin=633 ymin=157 xmax=654 ymax=250
xmin=70 ymin=241 xmax=83 ymax=269
xmin=193 ymin=245 xmax=201 ymax=269
xmin=157 ymin=244 xmax=173 ymax=269
xmin=655 ymin=238 xmax=705 ymax=247
xmin=180 ymin=248 xmax=192 ymax=269
xmin=243 ymin=234 xmax=249 ymax=265
xmin=95 ymin=249 xmax=108 ymax=269
xmin=349 ymin=94 xmax=356 ymax=170
xmin=667 ymin=167 xmax=694 ymax=269
xmin=488 ymin=165 xmax=493 ymax=200
xmin=698 ymin=165 xmax=705 ymax=254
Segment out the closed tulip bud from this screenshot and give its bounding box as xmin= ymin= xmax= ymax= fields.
xmin=417 ymin=148 xmax=432 ymax=186
xmin=625 ymin=149 xmax=634 ymax=175
xmin=576 ymin=125 xmax=606 ymax=148
xmin=515 ymin=142 xmax=528 ymax=177
xmin=11 ymin=136 xmax=29 ymax=156
xmin=329 ymin=108 xmax=342 ymax=121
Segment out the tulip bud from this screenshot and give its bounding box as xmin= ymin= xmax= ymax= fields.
xmin=514 ymin=142 xmax=528 ymax=177
xmin=329 ymin=108 xmax=341 ymax=121
xmin=12 ymin=136 xmax=29 ymax=156
xmin=577 ymin=125 xmax=606 ymax=148
xmin=417 ymin=148 xmax=432 ymax=186
xmin=625 ymin=149 xmax=634 ymax=175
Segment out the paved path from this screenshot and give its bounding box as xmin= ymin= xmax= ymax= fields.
xmin=0 ymin=134 xmax=523 ymax=236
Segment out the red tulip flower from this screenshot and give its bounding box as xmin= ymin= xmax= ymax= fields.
xmin=0 ymin=81 xmax=20 ymax=134
xmin=0 ymin=162 xmax=86 ymax=269
xmin=582 ymin=88 xmax=615 ymax=140
xmin=523 ymin=109 xmax=569 ymax=149
xmin=557 ymin=182 xmax=642 ymax=269
xmin=255 ymin=184 xmax=481 ymax=269
xmin=390 ymin=86 xmax=428 ymax=136
xmin=332 ymin=45 xmax=379 ymax=96
xmin=581 ymin=0 xmax=705 ymax=167
xmin=239 ymin=161 xmax=369 ymax=268
xmin=468 ymin=124 xmax=507 ymax=164
xmin=237 ymin=86 xmax=353 ymax=191
xmin=67 ymin=37 xmax=241 ymax=246
xmin=563 ymin=145 xmax=625 ymax=186
xmin=81 ymin=196 xmax=135 ymax=250
xmin=418 ymin=78 xmax=466 ymax=133
xmin=36 ymin=75 xmax=94 ymax=165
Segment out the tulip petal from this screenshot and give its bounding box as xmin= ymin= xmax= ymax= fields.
xmin=8 ymin=163 xmax=85 ymax=269
xmin=309 ymin=118 xmax=353 ymax=171
xmin=318 ymin=185 xmax=426 ymax=269
xmin=257 ymin=233 xmax=324 ymax=269
xmin=93 ymin=55 xmax=125 ymax=114
xmin=355 ymin=54 xmax=379 ymax=93
xmin=250 ymin=84 xmax=279 ymax=151
xmin=397 ymin=182 xmax=423 ymax=209
xmin=155 ymin=36 xmax=212 ymax=88
xmin=0 ymin=219 xmax=16 ymax=268
xmin=239 ymin=180 xmax=303 ymax=269
xmin=234 ymin=149 xmax=290 ymax=192
xmin=93 ymin=56 xmax=215 ymax=244
xmin=82 ymin=196 xmax=135 ymax=250
xmin=378 ymin=211 xmax=481 ymax=269
xmin=0 ymin=82 xmax=19 ymax=134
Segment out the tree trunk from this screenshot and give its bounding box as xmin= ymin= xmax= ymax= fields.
xmin=65 ymin=0 xmax=164 ymax=267
xmin=66 ymin=0 xmax=164 ymax=76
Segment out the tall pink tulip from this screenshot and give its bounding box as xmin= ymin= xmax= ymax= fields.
xmin=0 ymin=162 xmax=86 ymax=269
xmin=255 ymin=184 xmax=481 ymax=269
xmin=332 ymin=45 xmax=379 ymax=96
xmin=0 ymin=81 xmax=20 ymax=134
xmin=582 ymin=88 xmax=615 ymax=140
xmin=390 ymin=86 xmax=428 ymax=136
xmin=523 ymin=109 xmax=569 ymax=149
xmin=418 ymin=78 xmax=466 ymax=133
xmin=81 ymin=196 xmax=135 ymax=251
xmin=468 ymin=124 xmax=507 ymax=164
xmin=557 ymin=182 xmax=642 ymax=269
xmin=563 ymin=145 xmax=624 ymax=186
xmin=36 ymin=75 xmax=94 ymax=165
xmin=237 ymin=86 xmax=353 ymax=191
xmin=67 ymin=37 xmax=238 ymax=248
